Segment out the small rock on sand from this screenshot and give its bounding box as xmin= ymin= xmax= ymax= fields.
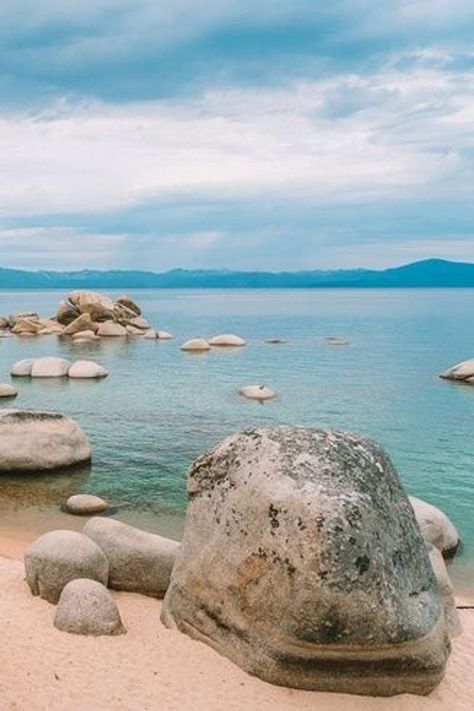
xmin=54 ymin=579 xmax=126 ymax=636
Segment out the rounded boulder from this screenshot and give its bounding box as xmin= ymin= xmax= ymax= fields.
xmin=66 ymin=494 xmax=109 ymax=515
xmin=54 ymin=579 xmax=125 ymax=636
xmin=31 ymin=357 xmax=71 ymax=378
xmin=68 ymin=360 xmax=108 ymax=379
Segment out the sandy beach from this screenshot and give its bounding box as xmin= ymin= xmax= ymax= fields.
xmin=1 ymin=529 xmax=473 ymax=711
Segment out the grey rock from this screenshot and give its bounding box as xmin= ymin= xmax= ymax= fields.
xmin=162 ymin=427 xmax=450 ymax=697
xmin=54 ymin=579 xmax=126 ymax=636
xmin=0 ymin=409 xmax=91 ymax=471
xmin=66 ymin=494 xmax=109 ymax=515
xmin=84 ymin=517 xmax=180 ymax=598
xmin=25 ymin=530 xmax=109 ymax=604
xmin=427 ymin=545 xmax=461 ymax=638
xmin=410 ymin=496 xmax=460 ymax=558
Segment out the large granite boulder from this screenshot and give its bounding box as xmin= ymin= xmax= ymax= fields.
xmin=409 ymin=497 xmax=460 ymax=558
xmin=84 ymin=517 xmax=180 ymax=598
xmin=10 ymin=358 xmax=36 ymax=377
xmin=162 ymin=427 xmax=450 ymax=697
xmin=63 ymin=313 xmax=98 ymax=336
xmin=68 ymin=291 xmax=115 ymax=321
xmin=439 ymin=358 xmax=474 ymax=382
xmin=57 ymin=300 xmax=80 ymax=325
xmin=30 ymin=356 xmax=71 ymax=378
xmin=97 ymin=322 xmax=127 ymax=337
xmin=0 ymin=410 xmax=91 ymax=471
xmin=68 ymin=360 xmax=108 ymax=379
xmin=54 ymin=579 xmax=125 ymax=636
xmin=25 ymin=530 xmax=109 ymax=604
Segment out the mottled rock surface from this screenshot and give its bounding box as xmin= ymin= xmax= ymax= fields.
xmin=84 ymin=517 xmax=180 ymax=598
xmin=54 ymin=579 xmax=125 ymax=636
xmin=0 ymin=410 xmax=91 ymax=471
xmin=162 ymin=427 xmax=450 ymax=697
xmin=25 ymin=530 xmax=109 ymax=604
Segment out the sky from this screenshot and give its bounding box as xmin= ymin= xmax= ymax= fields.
xmin=1 ymin=0 xmax=473 ymax=271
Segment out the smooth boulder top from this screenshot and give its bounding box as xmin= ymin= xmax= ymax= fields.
xmin=31 ymin=356 xmax=71 ymax=378
xmin=10 ymin=358 xmax=36 ymax=377
xmin=0 ymin=409 xmax=91 ymax=472
xmin=54 ymin=579 xmax=126 ymax=636
xmin=68 ymin=290 xmax=115 ymax=317
xmin=63 ymin=313 xmax=98 ymax=336
xmin=439 ymin=358 xmax=474 ymax=382
xmin=181 ymin=338 xmax=210 ymax=352
xmin=162 ymin=427 xmax=449 ymax=696
xmin=68 ymin=360 xmax=108 ymax=379
xmin=24 ymin=530 xmax=109 ymax=604
xmin=239 ymin=385 xmax=276 ymax=401
xmin=84 ymin=517 xmax=180 ymax=598
xmin=157 ymin=330 xmax=174 ymax=340
xmin=97 ymin=322 xmax=127 ymax=337
xmin=410 ymin=496 xmax=460 ymax=557
xmin=66 ymin=494 xmax=109 ymax=515
xmin=208 ymin=334 xmax=246 ymax=347
xmin=0 ymin=383 xmax=18 ymax=398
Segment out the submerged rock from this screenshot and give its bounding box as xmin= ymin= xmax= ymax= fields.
xmin=66 ymin=494 xmax=109 ymax=515
xmin=0 ymin=409 xmax=91 ymax=471
xmin=181 ymin=338 xmax=210 ymax=352
xmin=84 ymin=517 xmax=180 ymax=598
xmin=25 ymin=530 xmax=109 ymax=604
xmin=54 ymin=578 xmax=126 ymax=636
xmin=68 ymin=360 xmax=108 ymax=379
xmin=209 ymin=334 xmax=246 ymax=347
xmin=410 ymin=497 xmax=460 ymax=558
xmin=162 ymin=427 xmax=451 ymax=697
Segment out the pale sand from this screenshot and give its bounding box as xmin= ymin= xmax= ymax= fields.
xmin=1 ymin=540 xmax=473 ymax=711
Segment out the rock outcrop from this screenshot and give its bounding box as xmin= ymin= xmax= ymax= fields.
xmin=162 ymin=427 xmax=451 ymax=697
xmin=84 ymin=517 xmax=180 ymax=598
xmin=54 ymin=579 xmax=126 ymax=636
xmin=0 ymin=410 xmax=91 ymax=471
xmin=25 ymin=530 xmax=109 ymax=604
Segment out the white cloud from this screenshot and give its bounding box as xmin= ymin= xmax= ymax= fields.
xmin=0 ymin=57 xmax=472 ymax=220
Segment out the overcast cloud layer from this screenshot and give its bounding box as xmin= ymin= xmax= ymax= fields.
xmin=2 ymin=0 xmax=473 ymax=270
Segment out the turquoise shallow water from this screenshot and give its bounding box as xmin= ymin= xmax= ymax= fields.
xmin=0 ymin=289 xmax=473 ymax=592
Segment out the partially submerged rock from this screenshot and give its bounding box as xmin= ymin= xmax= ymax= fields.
xmin=25 ymin=530 xmax=109 ymax=604
xmin=162 ymin=427 xmax=451 ymax=697
xmin=10 ymin=359 xmax=36 ymax=377
xmin=68 ymin=291 xmax=115 ymax=321
xmin=209 ymin=334 xmax=246 ymax=347
xmin=30 ymin=356 xmax=71 ymax=378
xmin=181 ymin=338 xmax=210 ymax=352
xmin=239 ymin=385 xmax=276 ymax=401
xmin=66 ymin=494 xmax=109 ymax=515
xmin=54 ymin=578 xmax=126 ymax=636
xmin=157 ymin=330 xmax=174 ymax=340
xmin=0 ymin=410 xmax=91 ymax=471
xmin=0 ymin=383 xmax=18 ymax=398
xmin=410 ymin=496 xmax=460 ymax=558
xmin=84 ymin=517 xmax=180 ymax=598
xmin=63 ymin=313 xmax=98 ymax=336
xmin=97 ymin=322 xmax=127 ymax=337
xmin=440 ymin=358 xmax=474 ymax=382
xmin=68 ymin=360 xmax=108 ymax=379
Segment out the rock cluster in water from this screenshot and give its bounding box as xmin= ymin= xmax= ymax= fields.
xmin=10 ymin=357 xmax=108 ymax=380
xmin=162 ymin=426 xmax=456 ymax=697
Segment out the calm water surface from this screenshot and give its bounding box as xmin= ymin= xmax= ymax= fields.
xmin=0 ymin=289 xmax=473 ymax=592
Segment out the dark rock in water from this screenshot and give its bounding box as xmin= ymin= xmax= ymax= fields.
xmin=162 ymin=427 xmax=451 ymax=697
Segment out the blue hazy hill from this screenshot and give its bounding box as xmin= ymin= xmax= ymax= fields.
xmin=0 ymin=259 xmax=473 ymax=289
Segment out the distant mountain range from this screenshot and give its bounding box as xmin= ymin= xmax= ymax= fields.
xmin=0 ymin=259 xmax=473 ymax=289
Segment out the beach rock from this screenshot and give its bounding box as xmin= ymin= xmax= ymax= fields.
xmin=157 ymin=330 xmax=174 ymax=340
xmin=181 ymin=338 xmax=210 ymax=352
xmin=63 ymin=313 xmax=98 ymax=336
xmin=68 ymin=360 xmax=108 ymax=379
xmin=427 ymin=545 xmax=460 ymax=638
xmin=10 ymin=358 xmax=36 ymax=377
xmin=116 ymin=295 xmax=141 ymax=316
xmin=54 ymin=579 xmax=126 ymax=636
xmin=0 ymin=409 xmax=91 ymax=471
xmin=66 ymin=494 xmax=109 ymax=515
xmin=209 ymin=334 xmax=246 ymax=347
xmin=24 ymin=530 xmax=109 ymax=604
xmin=68 ymin=291 xmax=115 ymax=321
xmin=239 ymin=385 xmax=276 ymax=401
xmin=162 ymin=427 xmax=450 ymax=697
xmin=0 ymin=383 xmax=18 ymax=398
xmin=439 ymin=358 xmax=474 ymax=381
xmin=97 ymin=322 xmax=127 ymax=337
xmin=31 ymin=356 xmax=71 ymax=378
xmin=410 ymin=497 xmax=460 ymax=558
xmin=57 ymin=301 xmax=80 ymax=325
xmin=84 ymin=517 xmax=180 ymax=598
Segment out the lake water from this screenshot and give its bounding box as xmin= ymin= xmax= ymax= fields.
xmin=0 ymin=289 xmax=473 ymax=594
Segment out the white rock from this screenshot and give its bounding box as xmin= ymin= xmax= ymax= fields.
xmin=0 ymin=383 xmax=17 ymax=398
xmin=427 ymin=545 xmax=461 ymax=638
xmin=72 ymin=330 xmax=99 ymax=340
xmin=326 ymin=337 xmax=350 ymax=346
xmin=157 ymin=331 xmax=174 ymax=340
xmin=68 ymin=291 xmax=115 ymax=320
xmin=181 ymin=338 xmax=210 ymax=352
xmin=439 ymin=358 xmax=474 ymax=380
xmin=209 ymin=334 xmax=246 ymax=347
xmin=66 ymin=494 xmax=109 ymax=515
xmin=97 ymin=322 xmax=127 ymax=337
xmin=0 ymin=409 xmax=91 ymax=471
xmin=54 ymin=579 xmax=126 ymax=636
xmin=63 ymin=313 xmax=98 ymax=336
xmin=10 ymin=358 xmax=36 ymax=377
xmin=143 ymin=329 xmax=157 ymax=339
xmin=68 ymin=360 xmax=108 ymax=379
xmin=409 ymin=496 xmax=460 ymax=557
xmin=126 ymin=324 xmax=145 ymax=335
xmin=24 ymin=530 xmax=109 ymax=604
xmin=239 ymin=385 xmax=277 ymax=401
xmin=31 ymin=356 xmax=71 ymax=378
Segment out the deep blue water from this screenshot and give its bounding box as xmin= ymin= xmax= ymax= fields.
xmin=0 ymin=289 xmax=473 ymax=592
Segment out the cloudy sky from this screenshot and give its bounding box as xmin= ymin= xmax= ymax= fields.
xmin=2 ymin=0 xmax=473 ymax=271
